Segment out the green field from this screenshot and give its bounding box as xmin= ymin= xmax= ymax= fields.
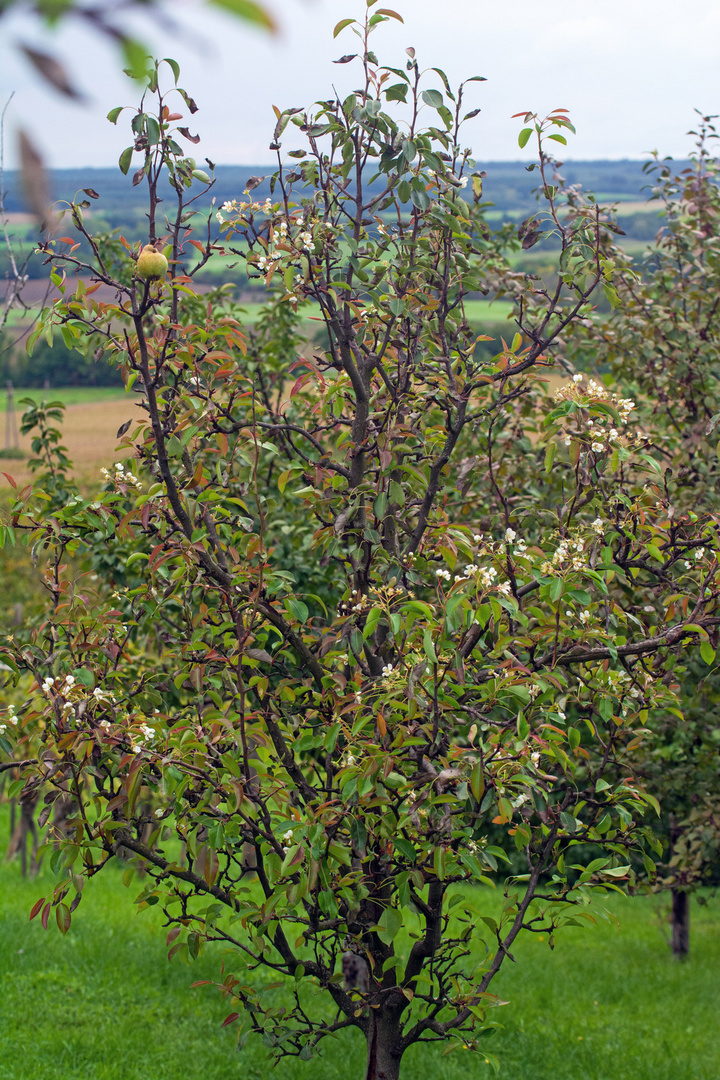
xmin=8 ymin=387 xmax=128 ymax=407
xmin=0 ymin=827 xmax=717 ymax=1080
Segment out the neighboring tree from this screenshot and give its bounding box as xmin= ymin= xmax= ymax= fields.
xmin=2 ymin=11 xmax=719 ymax=1078
xmin=560 ymin=113 xmax=720 ymax=957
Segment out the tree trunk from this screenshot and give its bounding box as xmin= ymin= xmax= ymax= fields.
xmin=364 ymin=1011 xmax=402 ymax=1080
xmin=670 ymin=888 xmax=690 ymax=958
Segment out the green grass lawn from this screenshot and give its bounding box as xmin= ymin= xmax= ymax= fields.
xmin=0 ymin=827 xmax=717 ymax=1080
xmin=10 ymin=387 xmax=128 ymax=407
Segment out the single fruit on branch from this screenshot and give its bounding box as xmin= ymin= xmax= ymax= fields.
xmin=136 ymin=244 xmax=168 ymax=279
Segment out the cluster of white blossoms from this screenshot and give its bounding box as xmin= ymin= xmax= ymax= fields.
xmin=255 ymin=250 xmax=281 ymax=272
xmin=588 ymin=421 xmax=620 ymax=454
xmin=100 ymin=461 xmax=142 ymax=490
xmin=282 ymin=828 xmax=295 ymax=854
xmin=436 ymin=567 xmax=452 ymax=582
xmin=0 ymin=703 xmax=18 ymax=734
xmin=542 ymin=533 xmax=586 ymax=575
xmin=37 ymin=674 xmax=162 ymax=750
xmin=41 ymin=673 xmax=83 ymax=696
xmin=457 ymin=565 xmax=478 ymax=580
xmin=215 ymin=196 xmax=274 ymax=224
xmin=683 ymin=546 xmax=709 ymax=569
xmin=505 ymin=527 xmax=528 ymax=554
xmin=127 ymin=723 xmax=156 ymax=753
xmin=556 ymin=379 xmax=637 ymax=447
xmin=567 ymin=608 xmax=592 ymax=626
xmin=381 ymin=663 xmax=394 ymax=677
xmin=479 ymin=565 xmax=498 ymax=589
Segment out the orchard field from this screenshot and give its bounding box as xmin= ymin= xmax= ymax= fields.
xmin=1 ymin=818 xmax=718 ymax=1080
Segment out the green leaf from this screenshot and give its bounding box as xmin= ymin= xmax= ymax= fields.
xmin=518 ymin=127 xmax=533 ymax=149
xmin=421 ymin=89 xmax=444 ymax=109
xmin=121 ymin=38 xmax=150 ymax=82
xmin=285 ymin=598 xmax=309 ymax=623
xmin=56 ymin=903 xmax=71 ymax=934
xmin=118 ymin=147 xmax=133 ymax=175
xmin=470 ymin=762 xmax=485 ymax=802
xmin=700 ymin=638 xmax=716 ymax=666
xmin=410 ymin=186 xmax=430 ymax=211
xmin=333 ymin=17 xmax=355 ymax=37
xmin=393 ymin=837 xmax=416 ymax=863
xmin=163 ymin=57 xmax=181 ymax=84
xmin=363 ymin=606 xmax=382 ymax=640
xmin=107 ymin=106 xmax=123 ymax=125
xmin=209 ymin=0 xmax=277 ymax=31
xmin=423 ymin=630 xmax=437 ymax=664
xmin=386 ymin=83 xmax=408 ymax=103
xmin=146 ymin=116 xmax=160 ymax=146
xmin=377 ymin=906 xmax=402 ymax=944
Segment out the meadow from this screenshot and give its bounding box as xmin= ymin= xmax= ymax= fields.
xmin=0 ymin=817 xmax=717 ymax=1080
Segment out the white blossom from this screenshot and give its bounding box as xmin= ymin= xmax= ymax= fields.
xmin=479 ymin=566 xmax=497 ymax=588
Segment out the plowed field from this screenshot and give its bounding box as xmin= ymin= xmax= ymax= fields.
xmin=1 ymin=396 xmax=143 ymax=491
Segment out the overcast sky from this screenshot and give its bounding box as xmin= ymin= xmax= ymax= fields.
xmin=1 ymin=0 xmax=719 ymax=171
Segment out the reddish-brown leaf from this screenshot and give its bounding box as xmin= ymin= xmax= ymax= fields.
xmin=29 ymin=896 xmax=46 ymax=921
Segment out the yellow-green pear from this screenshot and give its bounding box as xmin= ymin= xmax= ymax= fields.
xmin=136 ymin=244 xmax=168 ymax=280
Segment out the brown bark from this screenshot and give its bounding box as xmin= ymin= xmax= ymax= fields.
xmin=5 ymin=792 xmax=40 ymax=877
xmin=365 ymin=1011 xmax=402 ymax=1080
xmin=670 ymin=888 xmax=690 ymax=958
